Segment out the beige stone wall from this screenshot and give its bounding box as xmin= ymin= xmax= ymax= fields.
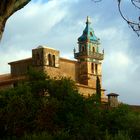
xmin=8 ymin=47 xmax=77 ymax=81
xmin=9 ymin=58 xmax=32 ymax=76
xmin=32 ymin=48 xmax=43 ymax=66
xmin=31 ymin=46 xmax=104 ymax=92
xmin=97 ymin=63 xmax=102 ymax=75
xmin=84 ymin=61 xmax=103 ymax=88
xmin=6 ymin=46 xmax=106 ymax=100
xmin=86 ymin=62 xmax=102 ymax=75
xmin=78 ymin=62 xmax=88 ymax=85
xmin=43 ymin=66 xmax=61 ymax=79
xmin=78 ymin=59 xmax=103 ymax=88
xmin=59 ymin=58 xmax=77 ymax=81
xmin=108 ymin=96 xmax=119 ymax=107
xmin=0 ymin=74 xmax=26 ymax=89
xmin=43 ymin=47 xmax=60 ymax=67
xmin=43 ymin=58 xmax=78 ymax=81
xmin=77 ymin=84 xmax=96 ymax=97
xmin=32 ymin=46 xmax=60 ymax=67
xmin=0 ymin=74 xmax=13 ymax=89
xmin=87 ymin=74 xmax=97 ymax=88
xmin=76 ymin=83 xmax=105 ymax=98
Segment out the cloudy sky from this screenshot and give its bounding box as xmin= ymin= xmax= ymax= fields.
xmin=0 ymin=0 xmax=140 ymax=105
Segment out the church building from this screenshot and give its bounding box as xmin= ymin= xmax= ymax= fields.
xmin=0 ymin=17 xmax=107 ymax=102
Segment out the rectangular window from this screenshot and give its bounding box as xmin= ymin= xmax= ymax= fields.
xmin=95 ymin=64 xmax=98 ymax=74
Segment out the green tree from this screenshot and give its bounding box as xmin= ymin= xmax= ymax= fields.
xmin=0 ymin=69 xmax=140 ymax=140
xmin=96 ymin=76 xmax=101 ymax=103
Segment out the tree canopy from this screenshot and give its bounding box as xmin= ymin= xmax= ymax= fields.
xmin=0 ymin=69 xmax=140 ymax=140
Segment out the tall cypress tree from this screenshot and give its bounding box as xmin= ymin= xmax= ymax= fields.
xmin=96 ymin=76 xmax=101 ymax=103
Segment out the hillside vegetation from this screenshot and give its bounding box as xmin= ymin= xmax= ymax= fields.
xmin=0 ymin=69 xmax=140 ymax=140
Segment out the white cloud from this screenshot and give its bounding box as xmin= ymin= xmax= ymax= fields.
xmin=0 ymin=49 xmax=31 ymax=74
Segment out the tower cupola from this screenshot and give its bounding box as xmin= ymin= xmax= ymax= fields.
xmin=78 ymin=16 xmax=99 ymax=44
xmin=74 ymin=16 xmax=103 ymax=60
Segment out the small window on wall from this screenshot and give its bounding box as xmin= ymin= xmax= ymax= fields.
xmin=36 ymin=53 xmax=40 ymax=59
xmin=52 ymin=55 xmax=55 ymax=67
xmin=48 ymin=54 xmax=52 ymax=66
xmin=48 ymin=54 xmax=55 ymax=67
xmin=92 ymin=47 xmax=95 ymax=53
xmin=36 ymin=53 xmax=41 ymax=65
xmin=91 ymin=63 xmax=94 ymax=73
xmin=95 ymin=64 xmax=98 ymax=74
xmin=81 ymin=45 xmax=85 ymax=52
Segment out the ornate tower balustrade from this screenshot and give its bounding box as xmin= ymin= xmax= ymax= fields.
xmin=74 ymin=51 xmax=104 ymax=60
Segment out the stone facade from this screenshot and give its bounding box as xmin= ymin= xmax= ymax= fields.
xmin=0 ymin=17 xmax=107 ymax=101
xmin=9 ymin=58 xmax=32 ymax=76
xmin=107 ymin=93 xmax=119 ymax=107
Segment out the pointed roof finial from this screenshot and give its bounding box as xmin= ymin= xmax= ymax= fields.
xmin=86 ymin=16 xmax=91 ymax=24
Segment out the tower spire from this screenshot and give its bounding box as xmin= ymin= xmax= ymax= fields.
xmin=86 ymin=16 xmax=91 ymax=24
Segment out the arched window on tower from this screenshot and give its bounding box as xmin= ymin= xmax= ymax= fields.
xmin=92 ymin=47 xmax=95 ymax=53
xmin=52 ymin=55 xmax=55 ymax=67
xmin=48 ymin=54 xmax=52 ymax=66
xmin=36 ymin=53 xmax=40 ymax=65
xmin=36 ymin=53 xmax=40 ymax=59
xmin=81 ymin=45 xmax=85 ymax=52
xmin=95 ymin=64 xmax=98 ymax=75
xmin=91 ymin=63 xmax=94 ymax=73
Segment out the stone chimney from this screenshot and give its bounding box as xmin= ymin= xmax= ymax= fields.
xmin=107 ymin=93 xmax=119 ymax=107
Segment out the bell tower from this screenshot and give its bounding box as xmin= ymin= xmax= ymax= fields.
xmin=74 ymin=16 xmax=104 ymax=88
